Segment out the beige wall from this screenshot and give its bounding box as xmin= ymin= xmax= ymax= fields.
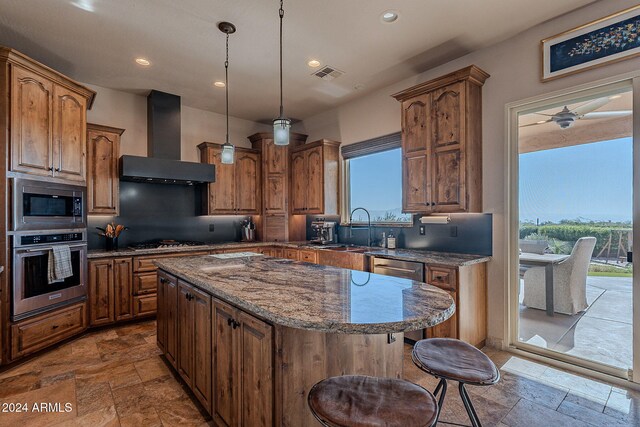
xmin=85 ymin=84 xmax=270 ymax=161
xmin=294 ymin=0 xmax=640 ymax=347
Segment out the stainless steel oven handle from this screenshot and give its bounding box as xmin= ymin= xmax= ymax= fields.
xmin=22 ymin=244 xmax=87 ymax=252
xmin=373 ymin=265 xmax=419 ymax=274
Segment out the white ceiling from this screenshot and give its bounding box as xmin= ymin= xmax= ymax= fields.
xmin=0 ymin=0 xmax=596 ymax=122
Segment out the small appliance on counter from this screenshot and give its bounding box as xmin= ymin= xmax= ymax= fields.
xmin=241 ymin=218 xmax=256 ymax=242
xmin=310 ymin=220 xmax=337 ymax=245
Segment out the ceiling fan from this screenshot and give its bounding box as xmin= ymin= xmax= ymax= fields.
xmin=520 ymin=96 xmax=631 ymax=129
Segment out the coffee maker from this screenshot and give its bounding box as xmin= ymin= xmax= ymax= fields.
xmin=310 ymin=220 xmax=337 ymax=245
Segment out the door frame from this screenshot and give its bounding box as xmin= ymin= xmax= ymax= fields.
xmin=505 ymin=70 xmax=640 ymax=382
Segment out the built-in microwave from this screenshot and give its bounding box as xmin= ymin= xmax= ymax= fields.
xmin=13 ymin=178 xmax=86 ymax=231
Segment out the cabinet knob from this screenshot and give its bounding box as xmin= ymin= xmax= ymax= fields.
xmin=232 ymin=320 xmax=240 ymax=329
xmin=159 ymin=278 xmax=166 ymax=284
xmin=47 ymin=166 xmax=54 ymax=171
xmin=55 ymin=167 xmax=60 ymax=172
xmin=227 ymin=317 xmax=234 ymax=327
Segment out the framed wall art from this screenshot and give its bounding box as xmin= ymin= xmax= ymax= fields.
xmin=541 ymin=4 xmax=640 ymax=81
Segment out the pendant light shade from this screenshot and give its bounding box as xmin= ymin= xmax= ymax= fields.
xmin=219 ymin=21 xmax=236 ymax=164
xmin=221 ymin=142 xmax=235 ymax=164
xmin=273 ymin=0 xmax=290 ymax=146
xmin=273 ymin=117 xmax=291 ymax=146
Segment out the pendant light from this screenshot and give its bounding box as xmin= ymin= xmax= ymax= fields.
xmin=273 ymin=0 xmax=291 ymax=145
xmin=219 ymin=22 xmax=236 ymax=164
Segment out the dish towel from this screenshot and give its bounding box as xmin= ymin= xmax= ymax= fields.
xmin=48 ymin=245 xmax=73 ymax=284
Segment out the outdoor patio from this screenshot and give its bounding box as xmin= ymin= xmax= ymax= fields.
xmin=519 ymin=275 xmax=632 ymax=370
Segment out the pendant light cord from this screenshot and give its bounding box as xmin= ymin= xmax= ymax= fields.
xmin=225 ymin=32 xmax=230 ymax=144
xmin=279 ymin=0 xmax=284 ymax=118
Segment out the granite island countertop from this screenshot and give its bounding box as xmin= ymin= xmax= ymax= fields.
xmin=89 ymin=241 xmax=490 ymax=267
xmin=155 ymin=254 xmax=455 ymax=334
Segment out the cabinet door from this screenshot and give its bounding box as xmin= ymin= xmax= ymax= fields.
xmin=212 ymin=299 xmax=238 ymax=427
xmin=113 ymin=258 xmax=133 ymax=321
xmin=10 ymin=65 xmax=53 ymax=176
xmin=157 ymin=274 xmax=167 ymax=353
xmin=165 ymin=274 xmax=179 ymax=368
xmin=430 ymin=82 xmax=466 ymax=212
xmin=192 ymin=286 xmax=212 ymax=412
xmin=290 ymin=151 xmax=306 ymax=214
xmin=264 ymin=141 xmax=287 ymax=214
xmin=305 ymin=147 xmax=324 ymax=214
xmin=177 ymin=281 xmax=194 ymax=386
xmin=88 ymin=260 xmax=114 ymax=326
xmin=52 ymin=85 xmax=86 ymax=182
xmin=87 ymin=127 xmax=119 ymax=214
xmin=207 ymin=148 xmax=236 ymax=214
xmin=235 ymin=152 xmax=261 ymax=214
xmin=237 ymin=311 xmax=273 ymax=427
xmin=402 ymin=95 xmax=431 ymax=213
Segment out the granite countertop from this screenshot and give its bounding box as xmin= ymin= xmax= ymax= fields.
xmin=155 ymin=254 xmax=455 ymax=334
xmin=88 ymin=241 xmax=490 ymax=266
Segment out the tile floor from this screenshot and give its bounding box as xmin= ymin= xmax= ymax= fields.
xmin=0 ymin=320 xmax=638 ymax=426
xmin=519 ymin=276 xmax=633 ymax=369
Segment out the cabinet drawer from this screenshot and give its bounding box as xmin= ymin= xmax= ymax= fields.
xmin=134 ymin=272 xmax=157 ymax=295
xmin=299 ymin=250 xmax=317 ymax=264
xmin=134 ymin=294 xmax=157 ymax=317
xmin=425 ymin=265 xmax=457 ymax=290
xmin=11 ymin=302 xmax=87 ymax=359
xmin=283 ymin=249 xmax=299 ymax=260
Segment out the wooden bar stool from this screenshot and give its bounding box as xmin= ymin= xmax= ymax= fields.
xmin=308 ymin=375 xmax=438 ymax=427
xmin=412 ymin=338 xmax=500 ymax=427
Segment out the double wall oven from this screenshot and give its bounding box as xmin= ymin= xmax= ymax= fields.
xmin=11 ymin=178 xmax=88 ymax=320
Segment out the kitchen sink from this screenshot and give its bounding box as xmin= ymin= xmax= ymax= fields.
xmin=320 ymin=244 xmax=370 ymax=253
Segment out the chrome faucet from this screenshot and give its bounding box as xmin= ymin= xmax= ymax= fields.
xmin=349 ymin=207 xmax=372 ymax=247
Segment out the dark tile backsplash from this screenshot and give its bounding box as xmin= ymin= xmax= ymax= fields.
xmin=306 ymin=213 xmax=493 ymax=256
xmin=87 ymin=181 xmax=248 ymax=249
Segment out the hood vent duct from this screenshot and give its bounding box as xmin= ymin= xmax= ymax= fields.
xmin=119 ymin=90 xmax=215 ymax=185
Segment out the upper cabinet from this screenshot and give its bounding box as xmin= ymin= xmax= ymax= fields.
xmin=87 ymin=123 xmax=125 ymax=215
xmin=198 ymin=142 xmax=262 ymax=215
xmin=2 ymin=47 xmax=96 ymax=184
xmin=392 ymin=66 xmax=489 ymax=214
xmin=290 ymin=139 xmax=341 ymax=215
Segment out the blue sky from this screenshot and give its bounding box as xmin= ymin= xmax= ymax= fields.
xmin=349 ymin=148 xmax=409 ymax=220
xmin=519 ymin=137 xmax=632 ymax=223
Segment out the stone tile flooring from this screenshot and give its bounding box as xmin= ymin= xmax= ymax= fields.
xmin=0 ymin=320 xmax=638 ymax=426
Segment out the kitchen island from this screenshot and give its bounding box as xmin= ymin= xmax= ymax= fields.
xmin=155 ymin=253 xmax=455 ymax=426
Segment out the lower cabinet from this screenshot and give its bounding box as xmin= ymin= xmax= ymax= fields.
xmin=157 ymin=273 xmax=274 ymax=425
xmin=88 ymin=258 xmax=133 ymax=326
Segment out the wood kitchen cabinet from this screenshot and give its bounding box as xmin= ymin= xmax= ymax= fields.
xmin=88 ymin=258 xmax=133 ymax=326
xmin=249 ymin=132 xmax=308 ymax=241
xmin=4 ymin=48 xmax=95 ymax=183
xmin=424 ymin=263 xmax=486 ymax=347
xmin=177 ymin=280 xmax=212 ymax=411
xmin=212 ymin=299 xmax=273 ymax=426
xmin=157 ymin=271 xmax=178 ymax=368
xmin=198 ymin=142 xmax=261 ymax=215
xmin=87 ymin=123 xmax=124 ymax=215
xmin=290 ymin=139 xmax=341 ymax=215
xmin=392 ymin=66 xmax=488 ymax=214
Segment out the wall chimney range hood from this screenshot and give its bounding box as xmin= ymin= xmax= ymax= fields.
xmin=119 ymin=90 xmax=215 ymax=185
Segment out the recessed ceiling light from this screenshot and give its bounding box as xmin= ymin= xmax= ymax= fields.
xmin=135 ymin=58 xmax=151 ymax=66
xmin=214 ymin=81 xmax=226 ymax=88
xmin=308 ymin=60 xmax=321 ymax=68
xmin=381 ymin=11 xmax=399 ymax=23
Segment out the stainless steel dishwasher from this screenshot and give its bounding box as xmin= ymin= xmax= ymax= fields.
xmin=372 ymin=257 xmax=425 ymax=343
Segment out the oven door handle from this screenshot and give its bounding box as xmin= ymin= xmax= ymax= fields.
xmin=22 ymin=244 xmax=87 ymax=252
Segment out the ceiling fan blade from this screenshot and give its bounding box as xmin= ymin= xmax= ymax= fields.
xmin=572 ymin=97 xmax=611 ymax=116
xmin=519 ymin=119 xmax=552 ymax=127
xmin=532 ymin=113 xmax=555 ymax=117
xmin=581 ymin=110 xmax=632 ymax=119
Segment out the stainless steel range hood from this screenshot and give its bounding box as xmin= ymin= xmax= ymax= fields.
xmin=119 ymin=90 xmax=215 ymax=185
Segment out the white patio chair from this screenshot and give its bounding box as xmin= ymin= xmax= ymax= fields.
xmin=522 ymin=237 xmax=596 ymax=315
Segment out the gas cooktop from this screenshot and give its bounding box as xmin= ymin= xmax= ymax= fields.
xmin=128 ymin=240 xmax=206 ymax=250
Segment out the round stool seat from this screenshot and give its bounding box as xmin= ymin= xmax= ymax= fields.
xmin=308 ymin=375 xmax=438 ymax=427
xmin=413 ymin=338 xmax=499 ymax=385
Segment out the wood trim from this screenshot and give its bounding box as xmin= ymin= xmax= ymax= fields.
xmin=87 ymin=123 xmax=125 ymax=135
xmin=0 ymin=46 xmax=96 ymax=107
xmin=341 ymin=132 xmax=402 ymax=159
xmin=290 ymin=138 xmax=341 ymax=153
xmin=391 ymin=65 xmax=489 ymax=101
xmin=197 ymin=141 xmax=261 ymax=154
xmin=247 ymin=131 xmax=308 ymax=146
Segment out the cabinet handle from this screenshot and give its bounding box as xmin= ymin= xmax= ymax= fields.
xmin=47 ymin=166 xmax=54 ymax=171
xmin=430 ymin=202 xmax=436 ymax=206
xmin=52 ymin=325 xmax=59 ymax=330
xmin=54 ymin=167 xmax=60 ymax=172
xmin=159 ymin=278 xmax=166 ymax=284
xmin=227 ymin=317 xmax=234 ymax=327
xmin=232 ymin=320 xmax=240 ymax=329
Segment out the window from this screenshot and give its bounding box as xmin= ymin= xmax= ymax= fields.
xmin=343 ymin=133 xmax=412 ymax=224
